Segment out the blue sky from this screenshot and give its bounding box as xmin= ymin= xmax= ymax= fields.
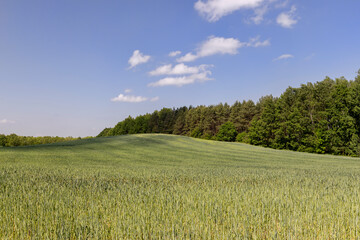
xmin=1 ymin=0 xmax=359 ymax=137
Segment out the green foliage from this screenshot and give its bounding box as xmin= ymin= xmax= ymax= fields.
xmin=1 ymin=134 xmax=360 ymax=238
xmin=0 ymin=134 xmax=81 ymax=147
xmin=236 ymin=131 xmax=249 ymax=143
xmin=216 ymin=122 xmax=238 ymax=142
xmin=97 ymin=69 xmax=360 ymax=157
xmin=97 ymin=127 xmax=113 ymax=137
xmin=230 ymin=100 xmax=256 ymax=132
xmin=248 ymin=96 xmax=277 ymax=147
xmin=172 ymin=107 xmax=188 ymax=135
xmin=0 ymin=134 xmax=6 ymax=147
xmin=190 ymin=127 xmax=203 ymax=138
xmin=202 ymin=133 xmax=215 ymax=140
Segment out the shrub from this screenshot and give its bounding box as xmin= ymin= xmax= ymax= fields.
xmin=236 ymin=132 xmax=249 ymax=143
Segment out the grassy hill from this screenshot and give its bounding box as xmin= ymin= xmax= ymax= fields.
xmin=1 ymin=134 xmax=360 ymax=239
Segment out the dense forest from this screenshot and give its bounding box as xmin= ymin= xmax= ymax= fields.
xmin=99 ymin=71 xmax=360 ymax=157
xmin=0 ymin=134 xmax=82 ymax=147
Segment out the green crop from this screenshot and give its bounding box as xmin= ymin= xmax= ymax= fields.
xmin=1 ymin=134 xmax=360 ymax=239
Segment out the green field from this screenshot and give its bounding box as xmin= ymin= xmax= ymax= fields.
xmin=1 ymin=134 xmax=360 ymax=239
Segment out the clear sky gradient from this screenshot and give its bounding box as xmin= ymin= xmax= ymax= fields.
xmin=1 ymin=0 xmax=359 ymax=137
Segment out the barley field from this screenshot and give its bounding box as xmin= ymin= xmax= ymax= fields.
xmin=1 ymin=134 xmax=360 ymax=239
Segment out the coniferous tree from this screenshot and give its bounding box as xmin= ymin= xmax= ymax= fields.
xmin=96 ymin=70 xmax=360 ymax=157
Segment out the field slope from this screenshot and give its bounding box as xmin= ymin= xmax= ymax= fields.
xmin=1 ymin=134 xmax=360 ymax=239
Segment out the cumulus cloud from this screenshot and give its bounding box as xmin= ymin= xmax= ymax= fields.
xmin=273 ymin=54 xmax=294 ymax=61
xmin=177 ymin=36 xmax=269 ymax=62
xmin=111 ymin=94 xmax=148 ymax=103
xmin=177 ymin=36 xmax=244 ymax=62
xmin=275 ymin=0 xmax=289 ymax=9
xmin=128 ymin=50 xmax=151 ymax=69
xmin=195 ymin=36 xmax=243 ymax=57
xmin=195 ymin=0 xmax=298 ymax=26
xmin=246 ymin=36 xmax=271 ymax=47
xmin=276 ymin=5 xmax=298 ymax=28
xmin=176 ymin=53 xmax=198 ymax=62
xmin=251 ymin=5 xmax=268 ymax=24
xmin=168 ymin=51 xmax=182 ymax=57
xmin=0 ymin=119 xmax=15 ymax=124
xmin=111 ymin=89 xmax=159 ymax=103
xmin=148 ymin=70 xmax=212 ymax=87
xmin=149 ymin=63 xmax=209 ymax=76
xmin=195 ymin=0 xmax=264 ymax=22
xmin=248 ymin=0 xmax=294 ymax=25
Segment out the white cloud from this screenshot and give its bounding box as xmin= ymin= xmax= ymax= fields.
xmin=111 ymin=94 xmax=148 ymax=103
xmin=275 ymin=0 xmax=289 ymax=9
xmin=177 ymin=36 xmax=245 ymax=62
xmin=150 ymin=96 xmax=160 ymax=102
xmin=148 ymin=71 xmax=212 ymax=87
xmin=177 ymin=36 xmax=269 ymax=62
xmin=276 ymin=5 xmax=298 ymax=28
xmin=111 ymin=90 xmax=159 ymax=103
xmin=177 ymin=53 xmax=198 ymax=62
xmin=246 ymin=36 xmax=271 ymax=47
xmin=149 ymin=63 xmax=209 ymax=76
xmin=149 ymin=64 xmax=172 ymax=76
xmin=195 ymin=0 xmax=297 ymax=26
xmin=273 ymin=54 xmax=294 ymax=61
xmin=195 ymin=0 xmax=264 ymax=22
xmin=198 ymin=36 xmax=244 ymax=56
xmin=128 ymin=50 xmax=151 ymax=69
xmin=251 ymin=5 xmax=268 ymax=24
xmin=0 ymin=119 xmax=15 ymax=124
xmin=169 ymin=51 xmax=182 ymax=57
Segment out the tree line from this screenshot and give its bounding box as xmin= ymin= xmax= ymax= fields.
xmin=0 ymin=134 xmax=82 ymax=147
xmin=99 ymin=71 xmax=360 ymax=157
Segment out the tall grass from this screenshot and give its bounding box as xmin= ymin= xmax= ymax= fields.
xmin=1 ymin=134 xmax=360 ymax=239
